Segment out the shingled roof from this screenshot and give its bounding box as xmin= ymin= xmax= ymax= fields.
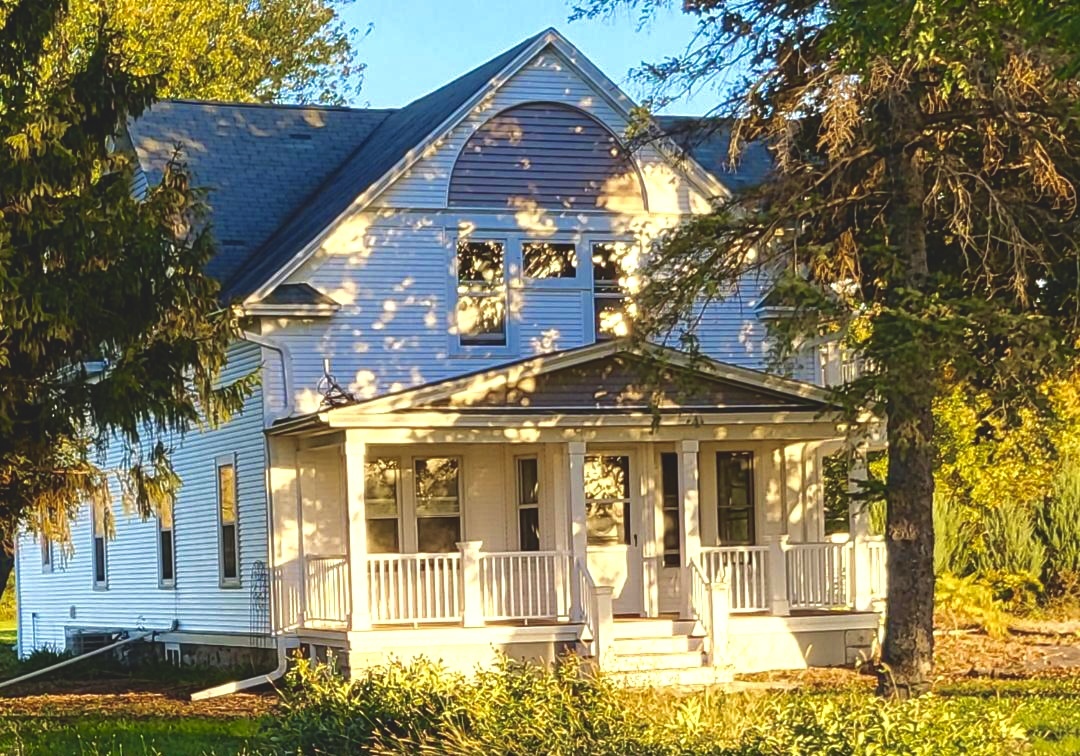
xmin=125 ymin=29 xmax=773 ymax=305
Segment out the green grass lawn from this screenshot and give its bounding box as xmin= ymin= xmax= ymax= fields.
xmin=0 ymin=716 xmax=259 ymax=756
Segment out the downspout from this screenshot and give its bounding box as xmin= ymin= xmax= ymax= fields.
xmin=242 ymin=330 xmax=296 ymax=422
xmin=0 ymin=621 xmax=178 ymax=690
xmin=190 ymin=638 xmax=290 ymax=701
xmin=13 ymin=536 xmax=22 ymax=658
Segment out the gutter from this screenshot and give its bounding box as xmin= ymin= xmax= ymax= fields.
xmin=190 ymin=640 xmax=290 ymax=701
xmin=0 ymin=620 xmax=178 ymax=691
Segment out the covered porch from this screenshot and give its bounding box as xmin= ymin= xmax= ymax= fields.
xmin=267 ymin=343 xmax=886 ymax=675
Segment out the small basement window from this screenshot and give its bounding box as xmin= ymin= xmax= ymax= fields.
xmin=456 ymin=240 xmax=506 ymax=346
xmin=522 ymin=242 xmax=577 ymax=279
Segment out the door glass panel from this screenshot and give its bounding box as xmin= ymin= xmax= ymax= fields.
xmin=585 ymin=455 xmax=631 ymax=545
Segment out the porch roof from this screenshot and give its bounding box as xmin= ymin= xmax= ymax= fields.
xmin=270 ymin=341 xmax=842 ymax=437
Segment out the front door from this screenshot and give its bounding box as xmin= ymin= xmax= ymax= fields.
xmin=584 ymin=453 xmax=644 ymax=615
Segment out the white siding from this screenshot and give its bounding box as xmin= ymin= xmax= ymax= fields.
xmin=15 ymin=342 xmax=269 ymax=655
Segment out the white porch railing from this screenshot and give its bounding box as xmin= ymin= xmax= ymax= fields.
xmin=700 ymin=546 xmax=770 ymax=613
xmin=481 ymin=551 xmax=572 ymax=621
xmin=367 ymin=553 xmax=463 ymax=624
xmin=304 ymin=555 xmax=350 ymax=624
xmin=785 ymin=539 xmax=854 ymax=610
xmin=867 ymin=536 xmax=887 ymax=601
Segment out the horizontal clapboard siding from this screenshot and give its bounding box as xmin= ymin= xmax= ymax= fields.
xmin=15 ymin=342 xmax=268 ymax=655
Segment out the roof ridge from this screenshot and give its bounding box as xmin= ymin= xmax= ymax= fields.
xmin=156 ymin=97 xmax=398 ymax=114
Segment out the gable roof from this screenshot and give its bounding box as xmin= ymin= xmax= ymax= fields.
xmin=293 ymin=340 xmax=833 ymax=424
xmin=125 ymin=29 xmax=772 ymax=307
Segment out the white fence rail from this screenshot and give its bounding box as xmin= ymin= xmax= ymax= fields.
xmin=481 ymin=551 xmax=572 ymax=621
xmin=700 ymin=546 xmax=770 ymax=613
xmin=867 ymin=537 xmax=887 ymax=601
xmin=366 ymin=553 xmax=463 ymax=624
xmin=305 ymin=555 xmax=350 ymax=624
xmin=786 ymin=541 xmax=853 ymax=610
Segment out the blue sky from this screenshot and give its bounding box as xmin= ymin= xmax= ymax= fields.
xmin=339 ymin=0 xmax=711 ymax=114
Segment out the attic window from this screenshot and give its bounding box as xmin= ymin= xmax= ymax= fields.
xmin=592 ymin=242 xmax=635 ymax=340
xmin=456 ymin=240 xmax=506 ymax=346
xmin=523 ymin=242 xmax=577 ymax=279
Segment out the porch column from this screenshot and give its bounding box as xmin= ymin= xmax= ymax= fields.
xmin=678 ymin=440 xmax=701 ymax=619
xmin=568 ymin=441 xmax=588 ymax=620
xmin=849 ymin=448 xmax=874 ymax=611
xmin=343 ymin=430 xmax=371 ymax=631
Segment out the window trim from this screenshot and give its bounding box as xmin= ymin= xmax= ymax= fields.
xmin=91 ymin=497 xmax=109 ymax=590
xmin=157 ymin=497 xmax=176 ymax=589
xmin=412 ymin=455 xmax=463 ymax=554
xmin=454 ymin=238 xmax=509 ymax=348
xmin=716 ymin=451 xmax=756 ymax=546
xmin=515 ymin=455 xmax=541 ymax=551
xmin=216 ymin=453 xmax=241 ymax=588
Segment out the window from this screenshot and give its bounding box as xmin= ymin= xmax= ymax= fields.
xmin=414 ymin=457 xmax=461 ymax=552
xmin=158 ymin=497 xmax=175 ymax=587
xmin=40 ymin=535 xmax=52 ymax=574
xmin=523 ymin=242 xmax=577 ymax=279
xmin=517 ymin=457 xmax=540 ymax=551
xmin=456 ymin=240 xmax=506 ymax=345
xmin=365 ymin=458 xmax=400 ymax=553
xmin=717 ymin=452 xmax=755 ymax=545
xmin=217 ymin=457 xmax=240 ymax=586
xmin=660 ymin=453 xmax=682 ymax=568
xmin=91 ymin=496 xmax=109 ymax=588
xmin=592 ymin=242 xmax=634 ymax=340
xmin=584 ymin=455 xmax=631 ymax=545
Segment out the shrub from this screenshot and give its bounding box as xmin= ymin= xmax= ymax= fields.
xmin=266 ymin=656 xmax=1024 ymax=755
xmin=936 ymin=573 xmax=1010 ymax=638
xmin=1038 ymin=458 xmax=1080 ymax=596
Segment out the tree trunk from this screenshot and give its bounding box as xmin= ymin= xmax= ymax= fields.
xmin=876 ymin=139 xmax=937 ymax=698
xmin=0 ymin=545 xmax=13 ymax=608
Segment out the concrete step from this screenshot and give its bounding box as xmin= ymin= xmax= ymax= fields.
xmin=607 ymin=650 xmax=704 ymax=673
xmin=613 ymin=635 xmax=703 ymax=655
xmin=606 ymin=664 xmax=733 ymax=688
xmin=612 ymin=618 xmax=700 ymax=639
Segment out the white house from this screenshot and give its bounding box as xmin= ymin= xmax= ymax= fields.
xmin=15 ymin=28 xmax=885 ymax=686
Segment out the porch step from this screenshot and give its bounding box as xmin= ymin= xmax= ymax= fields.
xmin=613 ymin=635 xmax=703 ymax=655
xmin=606 ymin=664 xmax=733 ymax=688
xmin=607 ymin=650 xmax=704 ymax=673
xmin=612 ymin=618 xmax=701 ymax=639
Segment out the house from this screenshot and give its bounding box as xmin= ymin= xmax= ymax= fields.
xmin=14 ymin=28 xmax=885 ymax=686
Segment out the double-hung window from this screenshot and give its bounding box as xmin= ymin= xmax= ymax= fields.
xmin=365 ymin=458 xmax=401 ymax=553
xmin=716 ymin=452 xmax=755 ymax=545
xmin=456 ymin=240 xmax=506 ymax=346
xmin=516 ymin=457 xmax=540 ymax=551
xmin=158 ymin=497 xmax=175 ymax=588
xmin=414 ymin=457 xmax=461 ymax=552
xmin=592 ymin=242 xmax=634 ymax=340
xmin=217 ymin=456 xmax=241 ymax=586
xmin=40 ymin=535 xmax=53 ymax=574
xmin=91 ymin=497 xmax=110 ymax=588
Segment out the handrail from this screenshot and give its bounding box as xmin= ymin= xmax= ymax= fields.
xmin=699 ymin=545 xmax=770 ymax=612
xmin=686 ymin=561 xmax=713 ymax=660
xmin=574 ymin=558 xmax=599 ymax=655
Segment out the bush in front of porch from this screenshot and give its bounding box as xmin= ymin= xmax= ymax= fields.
xmin=265 ymin=657 xmax=1021 ymax=755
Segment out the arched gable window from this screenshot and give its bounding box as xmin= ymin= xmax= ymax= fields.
xmin=449 ymin=103 xmax=645 ymax=212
